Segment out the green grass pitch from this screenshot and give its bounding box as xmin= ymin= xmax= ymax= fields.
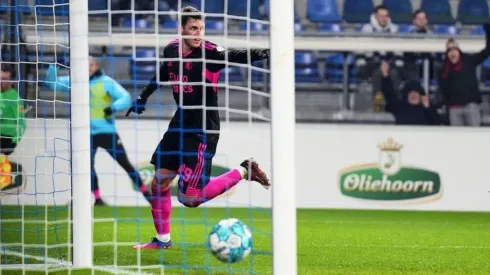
xmin=1 ymin=206 xmax=490 ymax=275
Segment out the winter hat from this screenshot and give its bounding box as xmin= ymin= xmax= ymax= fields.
xmin=446 ymin=37 xmax=460 ymax=52
xmin=402 ymin=80 xmax=426 ymax=96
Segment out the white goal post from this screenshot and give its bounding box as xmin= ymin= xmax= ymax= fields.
xmin=69 ymin=0 xmax=92 ymax=268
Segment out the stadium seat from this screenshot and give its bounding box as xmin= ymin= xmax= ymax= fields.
xmin=36 ymin=0 xmax=69 ymax=16
xmin=88 ymin=0 xmax=107 ymax=11
xmin=240 ymin=22 xmax=268 ymax=31
xmin=325 ymin=54 xmax=358 ymax=84
xmin=432 ymin=25 xmax=460 ymax=35
xmin=122 ymin=18 xmax=152 ymax=29
xmin=307 ymin=0 xmax=342 ymax=24
xmin=191 ymin=0 xmax=224 ymax=14
xmin=382 ymin=0 xmax=412 ymax=24
xmin=420 ymin=0 xmax=455 ymax=25
xmin=162 ymin=19 xmax=178 ymax=29
xmin=0 ymin=0 xmax=32 ymax=14
xmin=397 ymin=24 xmax=414 ymax=33
xmin=295 ymin=23 xmax=305 ymax=33
xmin=343 ymin=0 xmax=374 ymax=24
xmin=471 ymin=26 xmax=485 ymax=36
xmin=457 ymin=0 xmax=490 ymax=25
xmin=481 ymin=58 xmax=490 ymax=85
xmin=317 ymin=23 xmax=344 ymax=33
xmin=130 ymin=48 xmax=157 ymax=81
xmin=220 ymin=67 xmax=243 ymax=82
xmin=295 ymin=52 xmax=321 ymax=83
xmin=206 ymin=20 xmax=225 ymax=30
xmin=228 ymin=0 xmax=261 ymax=20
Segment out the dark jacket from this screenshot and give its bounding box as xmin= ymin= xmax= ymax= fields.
xmin=439 ymin=26 xmax=490 ymax=106
xmin=382 ymin=77 xmax=441 ymax=125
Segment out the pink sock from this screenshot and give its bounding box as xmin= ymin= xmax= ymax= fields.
xmin=151 ymin=185 xmax=172 ymax=235
xmin=93 ymin=189 xmax=101 ymax=199
xmin=139 ymin=184 xmax=148 ymax=193
xmin=197 ymin=169 xmax=243 ymax=203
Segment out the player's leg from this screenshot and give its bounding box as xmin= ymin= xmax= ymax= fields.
xmin=177 ymin=135 xmax=271 ymax=208
xmin=90 ymin=134 xmax=106 ymax=205
xmin=133 ymin=132 xmax=180 ymax=250
xmin=102 ymin=133 xmax=152 ymax=203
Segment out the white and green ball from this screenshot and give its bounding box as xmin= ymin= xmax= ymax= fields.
xmin=208 ymin=218 xmax=252 ymax=263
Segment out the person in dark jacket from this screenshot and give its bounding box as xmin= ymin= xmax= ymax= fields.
xmin=381 ymin=61 xmax=440 ymax=125
xmin=438 ymin=23 xmax=490 ymax=126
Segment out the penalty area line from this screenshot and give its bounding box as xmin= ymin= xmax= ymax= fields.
xmin=1 ymin=249 xmax=155 ymax=275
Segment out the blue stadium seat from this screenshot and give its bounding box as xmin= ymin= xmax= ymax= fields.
xmin=432 ymin=25 xmax=460 ymax=35
xmin=325 ymin=54 xmax=358 ymax=84
xmin=295 ymin=52 xmax=321 ymax=83
xmin=220 ymin=67 xmax=243 ymax=82
xmin=162 ymin=19 xmax=178 ymax=29
xmin=457 ymin=0 xmax=490 ymax=25
xmin=191 ymin=0 xmax=224 ymax=14
xmin=122 ymin=18 xmax=152 ymax=29
xmin=317 ymin=23 xmax=344 ymax=32
xmin=36 ymin=0 xmax=69 ymax=16
xmin=295 ymin=23 xmax=305 ymax=33
xmin=307 ymin=0 xmax=342 ymax=23
xmin=471 ymin=26 xmax=485 ymax=36
xmin=420 ymin=0 xmax=455 ymax=25
xmin=130 ymin=48 xmax=157 ymax=81
xmin=397 ymin=24 xmax=414 ymax=33
xmin=228 ymin=0 xmax=260 ymax=19
xmin=382 ymin=0 xmax=412 ymax=24
xmin=0 ymin=0 xmax=32 ymax=14
xmin=343 ymin=0 xmax=374 ymax=24
xmin=240 ymin=22 xmax=268 ymax=31
xmin=88 ymin=0 xmax=107 ymax=11
xmin=206 ymin=20 xmax=225 ymax=30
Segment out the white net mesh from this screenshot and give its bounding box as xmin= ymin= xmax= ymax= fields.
xmin=0 ymin=0 xmax=274 ymax=274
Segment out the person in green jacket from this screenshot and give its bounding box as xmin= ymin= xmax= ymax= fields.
xmin=0 ymin=64 xmax=26 ymax=191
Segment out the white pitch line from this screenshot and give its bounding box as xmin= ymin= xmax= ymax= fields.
xmin=1 ymin=249 xmax=156 ymax=275
xmin=318 ymin=244 xmax=490 ymax=250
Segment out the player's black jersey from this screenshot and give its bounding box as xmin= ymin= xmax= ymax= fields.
xmin=142 ymin=39 xmax=268 ymax=134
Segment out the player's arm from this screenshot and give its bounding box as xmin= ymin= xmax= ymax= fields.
xmin=45 ymin=64 xmax=70 ymax=93
xmin=103 ymin=76 xmax=131 ymax=116
xmin=126 ymin=58 xmax=169 ymax=116
xmin=205 ymin=45 xmax=269 ymax=71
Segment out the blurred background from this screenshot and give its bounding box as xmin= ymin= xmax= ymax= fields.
xmin=2 ymin=0 xmax=490 ymax=125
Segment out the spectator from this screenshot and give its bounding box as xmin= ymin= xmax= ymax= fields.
xmin=438 ymin=24 xmax=490 ymax=126
xmin=404 ymin=9 xmax=437 ymax=81
xmin=380 ymin=61 xmax=440 ymax=125
xmin=356 ymin=5 xmax=403 ymax=111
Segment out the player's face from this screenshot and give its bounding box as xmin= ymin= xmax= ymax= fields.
xmin=448 ymin=48 xmax=460 ymax=64
xmin=375 ymin=9 xmax=390 ymax=27
xmin=413 ymin=12 xmax=428 ymax=30
xmin=181 ymin=19 xmax=204 ymax=49
xmin=0 ymin=71 xmax=12 ymax=91
xmin=407 ymin=91 xmax=421 ymax=105
xmin=89 ymin=57 xmax=99 ymax=77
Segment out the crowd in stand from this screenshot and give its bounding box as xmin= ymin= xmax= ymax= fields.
xmin=357 ymin=4 xmax=490 ymax=127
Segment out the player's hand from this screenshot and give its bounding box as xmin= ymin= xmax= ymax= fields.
xmin=125 ymin=96 xmax=147 ymax=116
xmin=103 ymin=106 xmax=113 ymax=117
xmin=258 ymin=49 xmax=269 ymax=60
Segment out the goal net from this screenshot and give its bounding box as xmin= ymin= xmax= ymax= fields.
xmin=0 ymin=0 xmax=296 ymax=274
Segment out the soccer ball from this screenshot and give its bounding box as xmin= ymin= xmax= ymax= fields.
xmin=207 ymin=218 xmax=252 ymax=263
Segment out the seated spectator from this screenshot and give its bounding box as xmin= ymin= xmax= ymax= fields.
xmin=438 ymin=24 xmax=490 ymax=127
xmin=380 ymin=61 xmax=441 ymax=125
xmin=356 ymin=5 xmax=403 ymax=108
xmin=404 ymin=9 xmax=437 ymax=81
